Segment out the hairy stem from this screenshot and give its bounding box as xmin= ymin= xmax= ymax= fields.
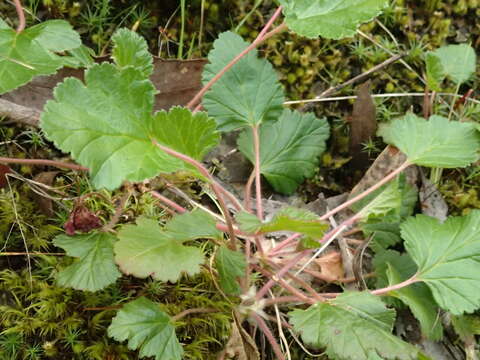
xmin=13 ymin=0 xmax=26 ymax=33
xmin=252 ymin=125 xmax=263 ymax=220
xmin=151 ymin=190 xmax=187 ymax=214
xmin=251 ymin=313 xmax=286 ymax=360
xmin=0 ymin=157 xmax=88 ymax=171
xmin=187 ymin=7 xmax=286 ymax=110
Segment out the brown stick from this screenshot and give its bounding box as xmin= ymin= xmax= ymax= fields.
xmin=13 ymin=0 xmax=26 ymax=32
xmin=0 ymin=157 xmax=88 ymax=171
xmin=0 ymin=98 xmax=40 ymax=127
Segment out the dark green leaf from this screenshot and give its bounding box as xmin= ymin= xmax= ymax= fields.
xmin=215 ymin=246 xmax=246 ymax=295
xmin=202 ymin=31 xmax=284 ymax=131
xmin=108 ymin=297 xmax=183 ymax=360
xmin=238 ymin=109 xmax=330 ymax=194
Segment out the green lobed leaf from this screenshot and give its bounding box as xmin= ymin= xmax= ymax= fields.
xmin=373 ymin=250 xmax=417 ymax=290
xmin=0 ymin=19 xmax=81 ymax=94
xmin=356 ymin=178 xmax=402 ymax=221
xmin=363 ymin=222 xmax=402 ymax=253
xmin=289 ymin=292 xmax=418 ymax=359
xmin=238 ymin=109 xmax=330 ymax=194
xmin=401 ymin=210 xmax=480 ymax=314
xmin=279 ymin=0 xmax=388 ymax=39
xmin=62 ymin=45 xmax=95 ymax=68
xmin=164 ymin=208 xmax=223 ymax=241
xmin=432 ymin=44 xmax=476 ymax=85
xmin=41 ymin=59 xmax=219 ymax=190
xmin=108 ymin=297 xmax=183 ymax=360
xmin=115 ymin=216 xmax=204 ymax=282
xmin=215 ymin=246 xmax=246 ymax=295
xmin=202 ymin=31 xmax=284 ymax=131
xmin=53 ymin=232 xmax=121 ymax=292
xmin=378 ymin=113 xmax=480 ymax=168
xmin=386 ymin=263 xmax=443 ymax=341
xmin=236 ymin=207 xmax=328 ymax=239
xmin=112 ymin=28 xmax=153 ymax=78
xmin=425 ymin=52 xmax=445 ymax=91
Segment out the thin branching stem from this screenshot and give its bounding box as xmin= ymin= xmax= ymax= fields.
xmin=13 ymin=0 xmax=26 ymax=32
xmin=0 ymin=157 xmax=88 ymax=171
xmin=187 ymin=6 xmax=286 ymax=110
xmin=171 ymin=307 xmax=219 ymax=322
xmin=153 ymin=141 xmax=239 ymax=250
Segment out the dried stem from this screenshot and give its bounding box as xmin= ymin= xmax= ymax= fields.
xmin=187 ymin=7 xmax=286 ymax=109
xmin=13 ymin=0 xmax=26 ymax=32
xmin=0 ymin=157 xmax=88 ymax=171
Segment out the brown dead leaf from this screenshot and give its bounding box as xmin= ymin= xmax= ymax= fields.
xmin=0 ymin=57 xmax=206 ymax=126
xmin=315 ymin=251 xmax=344 ymax=282
xmin=64 ymin=200 xmax=102 ymax=236
xmin=31 ymin=171 xmax=59 ymax=216
xmin=0 ymin=164 xmax=12 ymax=188
xmin=348 ymin=81 xmax=377 ymax=154
xmin=350 ymin=145 xmax=418 ymax=197
xmin=419 ymin=170 xmax=448 ymax=222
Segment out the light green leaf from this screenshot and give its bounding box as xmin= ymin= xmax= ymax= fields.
xmin=53 ymin=232 xmax=121 ymax=291
xmin=386 ymin=263 xmax=443 ymax=341
xmin=289 ymin=292 xmax=417 ymax=359
xmin=238 ymin=109 xmax=330 ymax=194
xmin=451 ymin=314 xmax=480 ymax=341
xmin=164 ymin=208 xmax=223 ymax=241
xmin=279 ymin=0 xmax=388 ymax=39
xmin=236 ymin=207 xmax=328 ymax=239
xmin=0 ymin=18 xmax=9 ymax=29
xmin=432 ymin=44 xmax=476 ymax=85
xmin=0 ymin=20 xmax=81 ymax=94
xmin=41 ymin=61 xmax=219 ymax=190
xmin=378 ymin=113 xmax=480 ymax=168
xmin=151 ymin=107 xmax=220 ymax=162
xmin=112 ymin=28 xmax=153 ymax=78
xmin=63 ymin=45 xmax=95 ymax=68
xmin=202 ymin=31 xmax=284 ymax=131
xmin=108 ymin=297 xmax=183 ymax=360
xmin=402 ymin=210 xmax=480 ymax=314
xmin=215 ymin=246 xmax=246 ymax=295
xmin=115 ymin=217 xmax=204 ymax=282
xmin=356 ymin=179 xmax=402 ymax=220
xmin=425 ymin=52 xmax=445 ymax=91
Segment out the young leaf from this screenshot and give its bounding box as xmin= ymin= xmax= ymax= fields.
xmin=401 ymin=210 xmax=480 ymax=314
xmin=279 ymin=0 xmax=388 ymax=39
xmin=356 ymin=178 xmax=402 ymax=221
xmin=41 ymin=62 xmax=219 ymax=190
xmin=215 ymin=246 xmax=246 ymax=295
xmin=164 ymin=208 xmax=223 ymax=241
xmin=108 ymin=297 xmax=183 ymax=360
xmin=386 ymin=263 xmax=443 ymax=341
xmin=236 ymin=207 xmax=328 ymax=239
xmin=202 ymin=31 xmax=284 ymax=131
xmin=425 ymin=52 xmax=445 ymax=91
xmin=432 ymin=44 xmax=476 ymax=85
xmin=112 ymin=28 xmax=153 ymax=78
xmin=53 ymin=232 xmax=121 ymax=292
xmin=63 ymin=45 xmax=95 ymax=68
xmin=289 ymin=292 xmax=418 ymax=359
xmin=115 ymin=217 xmax=204 ymax=282
xmin=378 ymin=113 xmax=480 ymax=168
xmin=238 ymin=109 xmax=330 ymax=194
xmin=0 ymin=20 xmax=81 ymax=94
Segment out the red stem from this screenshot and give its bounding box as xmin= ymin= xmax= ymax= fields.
xmin=252 ymin=125 xmax=263 ymax=220
xmin=13 ymin=0 xmax=25 ymax=33
xmin=186 ymin=8 xmax=286 ymax=110
xmin=151 ymin=191 xmax=187 ymax=214
xmin=251 ymin=313 xmax=286 ymax=360
xmin=319 ymin=161 xmax=410 ymax=221
xmin=0 ymin=157 xmax=88 ymax=171
xmin=153 ymin=141 xmax=238 ymax=250
xmin=267 ymin=233 xmax=301 ymax=256
xmin=370 ymin=275 xmax=418 ymax=295
xmin=244 ymin=170 xmax=255 ymax=212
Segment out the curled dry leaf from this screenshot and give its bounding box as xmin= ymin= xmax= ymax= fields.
xmin=64 ymin=201 xmax=102 ymax=235
xmin=0 ymin=164 xmax=12 ymax=188
xmin=31 ymin=171 xmax=59 ymax=216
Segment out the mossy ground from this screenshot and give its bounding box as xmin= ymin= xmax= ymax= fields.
xmin=1 ymin=0 xmax=480 ymax=359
